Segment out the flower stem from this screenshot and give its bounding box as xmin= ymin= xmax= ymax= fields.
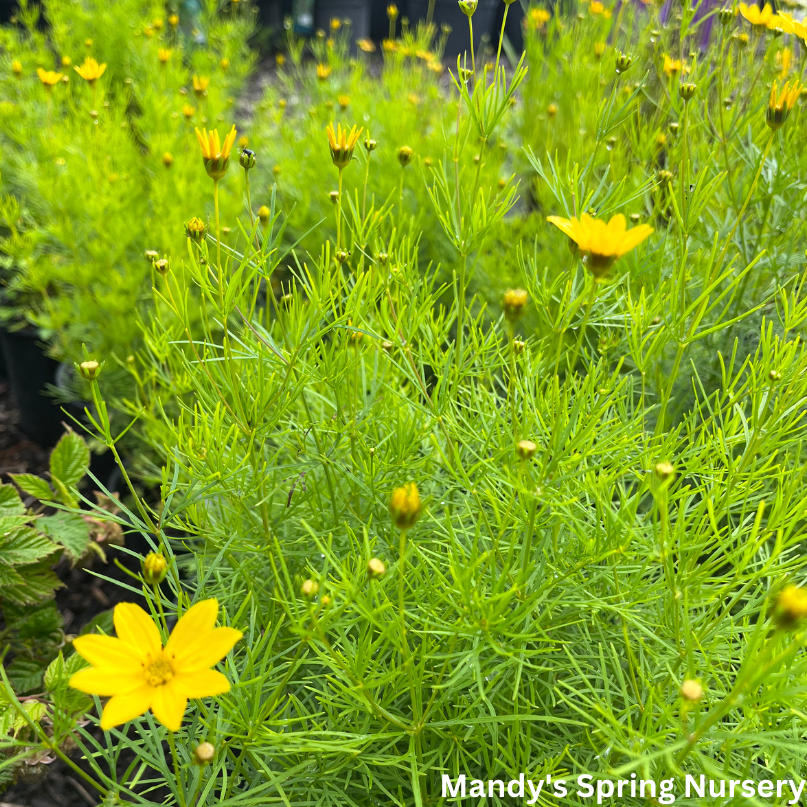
xmin=336 ymin=167 xmax=343 ymax=252
xmin=168 ymin=731 xmax=188 ymax=807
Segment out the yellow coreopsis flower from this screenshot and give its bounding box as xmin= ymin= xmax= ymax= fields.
xmin=193 ymin=75 xmax=210 ymax=96
xmin=326 ymin=122 xmax=363 ymax=169
xmin=589 ymin=1 xmax=604 ymax=13
xmin=766 ymin=79 xmax=801 ymax=130
xmin=527 ymin=8 xmax=551 ymax=28
xmin=316 ymin=63 xmax=332 ymax=79
xmin=390 ymin=483 xmax=421 ymax=529
xmin=158 ymin=48 xmax=172 ymax=64
xmin=37 ymin=68 xmax=63 ymax=88
xmin=387 ymin=3 xmax=399 ymax=18
xmin=182 ymin=103 xmax=196 ymax=119
xmin=357 ymin=38 xmax=376 ymax=52
xmin=338 ymin=94 xmax=350 ymax=109
xmin=70 ymin=599 xmax=242 ymax=732
xmin=546 ymin=213 xmax=654 ymax=278
xmin=196 ymin=125 xmax=238 ymax=180
xmin=776 ymin=47 xmax=792 ymax=78
xmin=662 ymin=54 xmax=683 ymax=76
xmin=168 ymin=13 xmax=179 ymax=26
xmin=738 ymin=2 xmax=774 ymax=27
xmin=11 ymin=59 xmax=22 ymax=77
xmin=330 ymin=16 xmax=342 ymax=30
xmin=382 ymin=38 xmax=397 ymax=51
xmin=74 ymin=57 xmax=107 ymax=84
xmin=276 ymin=53 xmax=286 ymax=66
xmin=776 ymin=11 xmax=807 ymax=39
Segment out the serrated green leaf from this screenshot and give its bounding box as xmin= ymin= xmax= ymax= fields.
xmin=40 ymin=512 xmax=90 ymax=562
xmin=16 ymin=601 xmax=62 ymax=641
xmin=0 ymin=484 xmax=24 ymax=517
xmin=49 ymin=431 xmax=89 ymax=491
xmin=7 ymin=658 xmax=44 ymax=695
xmin=0 ymin=527 xmax=59 ymax=565
xmin=10 ymin=473 xmax=53 ymax=502
xmin=1 ymin=562 xmax=63 ymax=606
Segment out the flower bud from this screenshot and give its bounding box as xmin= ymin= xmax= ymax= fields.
xmin=145 ymin=249 xmax=159 ymax=262
xmin=458 ymin=0 xmax=478 ymax=17
xmin=459 ymin=67 xmax=473 ymax=83
xmin=194 ymin=742 xmax=215 ymax=764
xmin=513 ymin=338 xmax=525 ymax=353
xmin=615 ymin=51 xmax=633 ymax=74
xmin=654 ymin=461 xmax=675 ymax=481
xmin=186 ymin=217 xmax=207 ymax=243
xmin=239 ymin=148 xmax=256 ymax=170
xmin=336 ymin=248 xmax=350 ymax=264
xmin=162 ymin=152 xmax=173 ymax=168
xmin=547 ymin=102 xmax=558 ymax=117
xmin=390 ymin=482 xmax=421 ymax=529
xmin=368 ymin=557 xmax=386 ymax=579
xmin=769 ymin=369 xmax=782 ymax=381
xmin=258 ymin=205 xmax=271 ymax=223
xmin=328 ymin=190 xmax=339 ymax=204
xmin=154 ymin=257 xmax=170 ymax=275
xmin=719 ymin=6 xmax=733 ymax=24
xmin=397 ymin=145 xmax=413 ymax=167
xmin=78 ymin=360 xmax=101 ymax=381
xmin=364 ymin=137 xmax=378 ymax=152
xmin=301 ymin=578 xmax=319 ymax=598
xmin=679 ymin=82 xmax=697 ymax=101
xmin=142 ymin=552 xmax=168 ymax=585
xmin=503 ymin=288 xmax=528 ymax=322
xmin=680 ymin=679 xmax=703 ymax=702
xmin=516 ymin=439 xmax=536 ymax=460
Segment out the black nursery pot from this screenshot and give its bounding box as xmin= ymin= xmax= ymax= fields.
xmin=406 ymin=0 xmax=498 ymax=57
xmin=0 ymin=326 xmax=64 ymax=447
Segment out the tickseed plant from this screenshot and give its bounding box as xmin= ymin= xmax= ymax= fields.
xmin=6 ymin=0 xmax=807 ymax=803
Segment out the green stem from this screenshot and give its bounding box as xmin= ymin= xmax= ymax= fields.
xmin=336 ymin=167 xmax=343 ymax=252
xmin=168 ymin=731 xmax=188 ymax=807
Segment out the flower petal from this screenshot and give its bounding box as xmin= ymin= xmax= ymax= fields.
xmin=114 ymin=603 xmax=162 ymax=658
xmin=164 ymin=599 xmax=218 ymax=657
xmin=151 ymin=683 xmax=188 ymax=732
xmin=546 ymin=215 xmax=576 ymax=239
xmin=168 ymin=627 xmax=243 ymax=674
xmin=99 ymin=686 xmax=153 ymax=730
xmin=70 ymin=667 xmax=145 ymax=697
xmin=72 ymin=634 xmax=145 ymax=672
xmin=174 ymin=668 xmax=231 ymax=698
xmin=617 ymin=224 xmax=654 ymax=255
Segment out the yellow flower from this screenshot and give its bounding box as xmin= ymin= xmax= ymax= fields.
xmin=589 ymin=1 xmax=604 ymax=13
xmin=326 ymin=122 xmax=363 ymax=169
xmin=330 ymin=16 xmax=342 ymax=30
xmin=387 ymin=3 xmax=399 ymax=18
xmin=428 ymin=60 xmax=443 ymax=73
xmin=546 ymin=213 xmax=654 ymax=278
xmin=357 ymin=38 xmax=376 ymax=52
xmin=153 ymin=17 xmax=164 ymax=29
xmin=527 ymin=7 xmax=551 ymax=28
xmin=192 ymin=75 xmax=210 ymax=96
xmin=168 ymin=13 xmax=179 ymax=26
xmin=738 ymin=2 xmax=775 ymax=26
xmin=594 ymin=41 xmax=606 ymax=58
xmin=766 ymin=79 xmax=801 ymax=131
xmin=182 ymin=104 xmax=196 ymax=119
xmin=11 ymin=59 xmax=22 ymax=77
xmin=390 ymin=483 xmax=421 ymax=529
xmin=316 ymin=63 xmax=332 ymax=79
xmin=84 ymin=38 xmax=93 ymax=47
xmin=220 ymin=57 xmax=230 ymax=69
xmin=382 ymin=38 xmax=397 ymax=51
xmin=158 ymin=48 xmax=172 ymax=64
xmin=338 ymin=94 xmax=350 ymax=109
xmin=774 ymin=584 xmax=807 ymax=628
xmin=776 ymin=47 xmax=792 ymax=78
xmin=662 ymin=53 xmax=683 ymax=76
xmin=74 ymin=57 xmax=107 ymax=84
xmin=195 ymin=125 xmax=238 ymax=180
xmin=69 ymin=599 xmax=241 ymax=732
xmin=61 ymin=55 xmax=71 ymax=67
xmin=37 ymin=68 xmax=63 ymax=87
xmin=276 ymin=53 xmax=286 ymax=66
xmin=775 ymin=11 xmax=807 ymax=38
xmin=503 ymin=288 xmax=528 ymax=322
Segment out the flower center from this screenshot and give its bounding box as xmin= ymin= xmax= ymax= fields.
xmin=145 ymin=657 xmax=174 ymax=687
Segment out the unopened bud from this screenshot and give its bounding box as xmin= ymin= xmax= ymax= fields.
xmin=397 ymin=145 xmax=413 ymax=167
xmin=503 ymin=288 xmax=528 ymax=322
xmin=186 ymin=217 xmax=206 ymax=243
xmin=194 ymin=742 xmax=215 ymax=764
xmin=654 ymin=461 xmax=675 ymax=481
xmin=681 ymin=679 xmax=703 ymax=702
xmin=390 ymin=482 xmax=421 ymax=529
xmin=142 ymin=552 xmax=168 ymax=585
xmin=301 ymin=578 xmax=319 ymax=598
xmin=516 ymin=439 xmax=536 ymax=460
xmin=239 ymin=148 xmax=256 ymax=170
xmin=78 ymin=360 xmax=101 ymax=381
xmin=368 ymin=557 xmax=386 ymax=579
xmin=679 ymin=82 xmax=697 ymax=101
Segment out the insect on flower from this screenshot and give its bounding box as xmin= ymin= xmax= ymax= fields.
xmin=69 ymin=599 xmax=242 ymax=731
xmin=546 ymin=213 xmax=654 ymax=278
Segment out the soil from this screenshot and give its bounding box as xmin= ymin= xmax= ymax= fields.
xmin=0 ymin=380 xmax=151 ymax=807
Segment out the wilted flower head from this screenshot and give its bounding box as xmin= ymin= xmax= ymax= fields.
xmin=766 ymin=79 xmax=801 ymax=131
xmin=74 ymin=57 xmax=106 ymax=84
xmin=546 ymin=213 xmax=653 ymax=278
xmin=326 ymin=122 xmax=363 ymax=169
xmin=195 ymin=125 xmax=238 ymax=180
